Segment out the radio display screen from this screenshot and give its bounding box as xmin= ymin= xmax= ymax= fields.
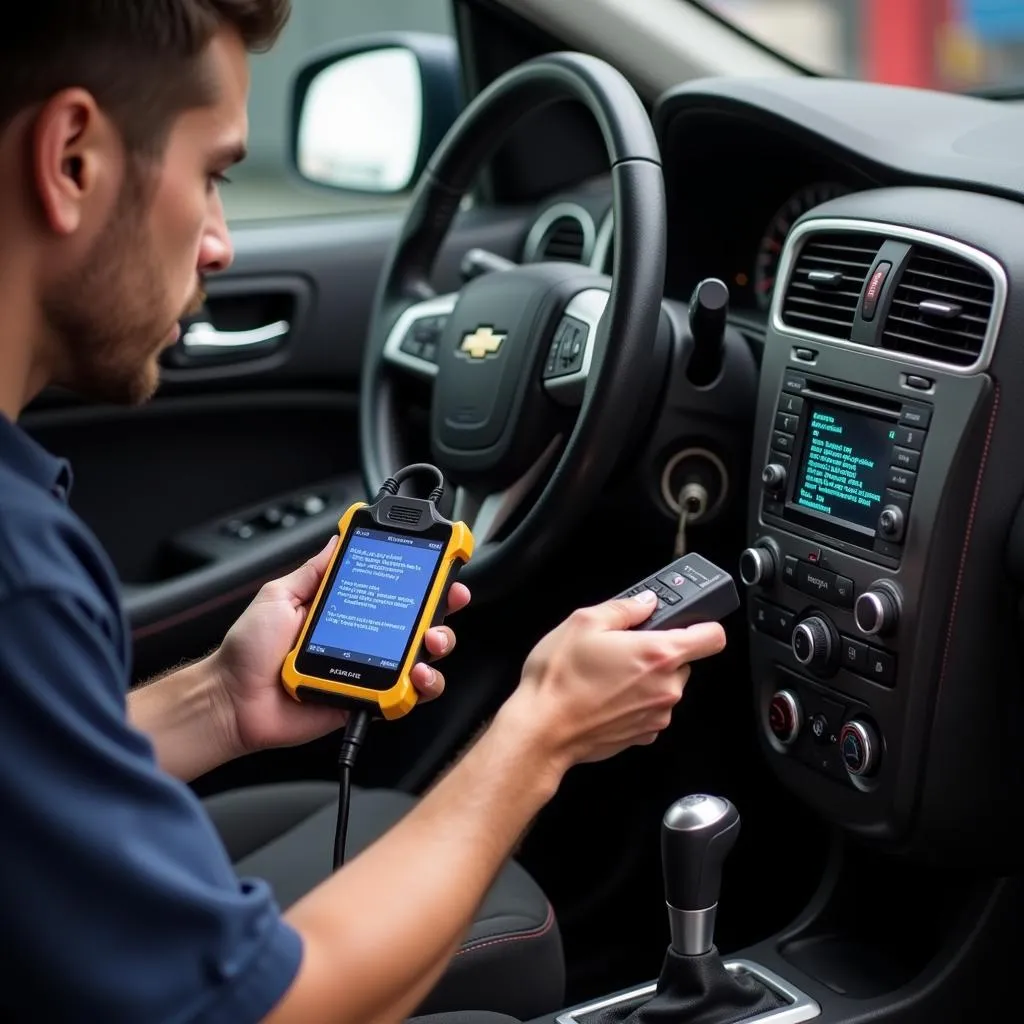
xmin=792 ymin=402 xmax=895 ymax=532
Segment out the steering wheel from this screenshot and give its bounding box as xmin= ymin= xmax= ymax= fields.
xmin=360 ymin=53 xmax=667 ymax=599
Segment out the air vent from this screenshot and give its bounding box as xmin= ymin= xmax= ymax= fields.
xmin=781 ymin=233 xmax=880 ymax=339
xmin=880 ymin=246 xmax=994 ymax=367
xmin=537 ymin=215 xmax=586 ymax=262
xmin=386 ymin=504 xmax=422 ymax=526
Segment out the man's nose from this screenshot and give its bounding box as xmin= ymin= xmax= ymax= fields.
xmin=198 ymin=206 xmax=234 ymax=275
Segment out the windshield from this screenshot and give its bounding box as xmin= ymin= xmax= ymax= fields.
xmin=700 ymin=0 xmax=1024 ymax=93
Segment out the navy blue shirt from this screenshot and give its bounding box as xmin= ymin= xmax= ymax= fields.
xmin=0 ymin=414 xmax=302 ymax=1021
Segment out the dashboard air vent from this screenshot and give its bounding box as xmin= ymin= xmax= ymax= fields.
xmin=880 ymin=246 xmax=994 ymax=367
xmin=781 ymin=232 xmax=880 ymax=339
xmin=537 ymin=215 xmax=586 ymax=262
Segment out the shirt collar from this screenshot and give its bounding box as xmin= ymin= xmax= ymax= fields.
xmin=0 ymin=413 xmax=73 ymax=503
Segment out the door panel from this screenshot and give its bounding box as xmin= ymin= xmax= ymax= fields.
xmin=21 ymin=206 xmax=529 ymax=685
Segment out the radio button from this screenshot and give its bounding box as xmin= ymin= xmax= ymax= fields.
xmin=778 ymin=393 xmax=805 ymax=416
xmin=834 ymin=574 xmax=855 ymax=608
xmin=887 ymin=466 xmax=917 ymax=493
xmin=750 ymin=598 xmax=794 ymax=641
xmin=795 ymin=561 xmax=839 ymax=602
xmin=762 ymin=461 xmax=788 ymax=492
xmin=775 ymin=411 xmax=799 ymax=433
xmin=865 ymin=648 xmax=896 ymax=685
xmin=783 ymin=373 xmax=807 ymax=393
xmin=899 ymin=404 xmax=932 ymax=429
xmin=894 ymin=425 xmax=926 ymax=451
xmin=891 ymin=446 xmax=920 ymax=472
xmin=771 ymin=431 xmax=794 ymax=455
xmin=840 ymin=636 xmax=868 ymax=673
xmin=783 ymin=556 xmax=798 ymax=585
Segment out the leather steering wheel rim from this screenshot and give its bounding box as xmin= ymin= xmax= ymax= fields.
xmin=360 ymin=52 xmax=667 ymax=599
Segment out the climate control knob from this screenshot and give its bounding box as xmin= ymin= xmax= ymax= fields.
xmin=855 ymin=586 xmax=900 ymax=637
xmin=739 ymin=545 xmax=776 ymax=587
xmin=761 ymin=463 xmax=787 ymax=492
xmin=792 ymin=616 xmax=833 ymax=670
xmin=767 ymin=690 xmax=802 ymax=747
xmin=840 ymin=720 xmax=881 ymax=777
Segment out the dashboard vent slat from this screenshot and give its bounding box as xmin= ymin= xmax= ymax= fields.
xmin=538 ymin=216 xmax=586 ymax=262
xmin=880 ymin=246 xmax=994 ymax=367
xmin=781 ymin=233 xmax=880 ymax=339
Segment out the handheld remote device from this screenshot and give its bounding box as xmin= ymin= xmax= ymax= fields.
xmin=616 ymin=553 xmax=740 ymax=628
xmin=282 ymin=465 xmax=474 ymax=721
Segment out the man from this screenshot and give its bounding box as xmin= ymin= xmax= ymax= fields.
xmin=0 ymin=3 xmax=728 ymax=1023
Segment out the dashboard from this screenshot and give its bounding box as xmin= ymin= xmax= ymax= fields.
xmin=516 ymin=75 xmax=1024 ymax=872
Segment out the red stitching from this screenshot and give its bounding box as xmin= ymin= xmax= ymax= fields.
xmin=937 ymin=383 xmax=1000 ymax=695
xmin=455 ymin=902 xmax=555 ymax=957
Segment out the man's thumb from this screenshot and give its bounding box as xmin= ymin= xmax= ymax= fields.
xmin=283 ymin=535 xmax=338 ymax=601
xmin=594 ymin=589 xmax=659 ymax=631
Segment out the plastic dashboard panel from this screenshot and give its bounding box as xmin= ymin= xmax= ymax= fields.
xmin=649 ymin=77 xmax=1024 ymax=868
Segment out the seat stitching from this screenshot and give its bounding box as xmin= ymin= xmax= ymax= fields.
xmin=454 ymin=902 xmax=555 ymax=957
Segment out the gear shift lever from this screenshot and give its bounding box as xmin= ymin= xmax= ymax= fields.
xmin=575 ymin=795 xmax=784 ymax=1024
xmin=662 ymin=794 xmax=740 ymax=956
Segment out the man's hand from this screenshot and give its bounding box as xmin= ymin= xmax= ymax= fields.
xmin=213 ymin=536 xmax=471 ymax=758
xmin=500 ymin=588 xmax=727 ymax=780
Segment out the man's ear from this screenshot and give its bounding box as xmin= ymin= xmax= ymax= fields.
xmin=30 ymin=88 xmax=119 ymax=236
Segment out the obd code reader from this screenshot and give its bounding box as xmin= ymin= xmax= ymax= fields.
xmin=281 ymin=462 xmax=739 ymax=870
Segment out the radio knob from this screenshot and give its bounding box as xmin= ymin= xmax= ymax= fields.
xmin=761 ymin=463 xmax=787 ymax=492
xmin=767 ymin=689 xmax=802 ymax=747
xmin=840 ymin=720 xmax=881 ymax=778
xmin=877 ymin=504 xmax=905 ymax=542
xmin=739 ymin=544 xmax=776 ymax=587
xmin=855 ymin=587 xmax=900 ymax=637
xmin=792 ymin=615 xmax=833 ymax=670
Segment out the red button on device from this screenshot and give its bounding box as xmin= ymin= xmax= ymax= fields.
xmin=862 ymin=262 xmax=892 ymax=321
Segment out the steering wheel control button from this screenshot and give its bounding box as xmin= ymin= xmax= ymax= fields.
xmin=840 ymin=720 xmax=880 ymax=777
xmin=792 ymin=616 xmax=833 ymax=671
xmin=768 ymin=690 xmax=802 ymax=747
xmin=855 ymin=587 xmax=899 ymax=637
xmin=861 ymin=261 xmax=892 ymax=321
xmin=750 ymin=598 xmax=794 ymax=642
xmin=739 ymin=545 xmax=776 ymax=587
xmin=544 ymin=315 xmax=589 ymax=381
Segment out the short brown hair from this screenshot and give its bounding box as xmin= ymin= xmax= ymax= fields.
xmin=0 ymin=0 xmax=290 ymax=156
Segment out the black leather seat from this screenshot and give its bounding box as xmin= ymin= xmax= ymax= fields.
xmin=204 ymin=782 xmax=563 ymax=1020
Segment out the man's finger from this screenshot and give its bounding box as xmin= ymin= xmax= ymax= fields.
xmin=583 ymin=590 xmax=659 ymax=631
xmin=277 ymin=536 xmax=338 ymax=602
xmin=447 ymin=582 xmax=471 ymax=614
xmin=424 ymin=627 xmax=455 ymax=659
xmin=663 ymin=622 xmax=727 ymax=664
xmin=411 ymin=663 xmax=445 ymax=701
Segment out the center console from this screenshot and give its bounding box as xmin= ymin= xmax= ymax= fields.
xmin=741 ymin=189 xmax=1024 ymax=862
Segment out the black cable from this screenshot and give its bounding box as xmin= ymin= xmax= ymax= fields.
xmin=332 ymin=465 xmax=447 ymax=869
xmin=375 ymin=463 xmax=447 ymax=504
xmin=332 ymin=709 xmax=372 ymax=869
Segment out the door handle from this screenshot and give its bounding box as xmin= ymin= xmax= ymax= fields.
xmin=181 ymin=320 xmax=290 ymax=353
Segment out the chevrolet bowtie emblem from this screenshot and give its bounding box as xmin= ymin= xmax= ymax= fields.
xmin=459 ymin=326 xmax=507 ymax=360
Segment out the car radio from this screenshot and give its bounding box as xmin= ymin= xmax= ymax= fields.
xmin=759 ymin=370 xmax=931 ymax=567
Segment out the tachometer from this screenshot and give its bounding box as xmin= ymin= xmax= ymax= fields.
xmin=754 ymin=182 xmax=852 ymax=312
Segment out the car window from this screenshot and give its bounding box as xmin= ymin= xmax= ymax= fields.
xmin=225 ymin=0 xmax=455 ymax=223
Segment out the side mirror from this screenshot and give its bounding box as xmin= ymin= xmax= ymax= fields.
xmin=290 ymin=32 xmax=462 ymax=195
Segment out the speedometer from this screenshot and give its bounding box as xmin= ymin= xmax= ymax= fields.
xmin=754 ymin=182 xmax=853 ymax=312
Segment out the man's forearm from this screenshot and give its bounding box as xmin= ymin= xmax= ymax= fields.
xmin=128 ymin=656 xmax=239 ymax=781
xmin=268 ymin=700 xmax=564 ymax=1024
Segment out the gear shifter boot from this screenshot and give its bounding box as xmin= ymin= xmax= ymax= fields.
xmin=579 ymin=946 xmax=785 ymax=1024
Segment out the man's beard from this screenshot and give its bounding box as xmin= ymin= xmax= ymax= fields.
xmin=42 ymin=175 xmax=205 ymax=406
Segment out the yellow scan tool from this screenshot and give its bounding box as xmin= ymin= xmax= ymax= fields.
xmin=282 ymin=483 xmax=473 ymax=720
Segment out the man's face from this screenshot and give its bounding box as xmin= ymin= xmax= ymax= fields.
xmin=43 ymin=29 xmax=249 ymax=406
